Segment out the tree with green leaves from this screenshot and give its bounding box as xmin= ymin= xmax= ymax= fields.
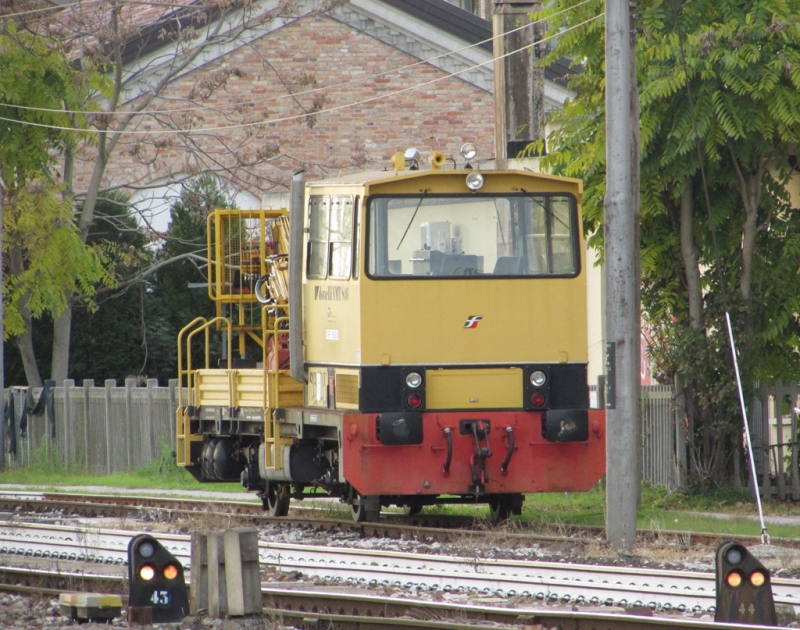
xmin=2 ymin=0 xmax=346 ymax=386
xmin=538 ymin=0 xmax=800 ymax=487
xmin=0 ymin=28 xmax=114 ymax=387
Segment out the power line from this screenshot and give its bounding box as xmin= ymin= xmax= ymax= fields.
xmin=0 ymin=0 xmax=192 ymax=22
xmin=0 ymin=0 xmax=599 ymax=119
xmin=0 ymin=10 xmax=603 ymax=136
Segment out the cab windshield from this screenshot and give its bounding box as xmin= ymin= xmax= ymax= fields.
xmin=367 ymin=194 xmax=579 ymax=278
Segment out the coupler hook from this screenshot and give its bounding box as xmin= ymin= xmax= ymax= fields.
xmin=469 ymin=420 xmax=492 ymax=489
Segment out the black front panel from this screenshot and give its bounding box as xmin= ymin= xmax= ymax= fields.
xmin=360 ymin=366 xmax=405 ymax=413
xmin=376 ymin=412 xmax=424 ymax=445
xmin=359 ymin=366 xmax=426 ymax=413
xmin=548 ymin=363 xmax=589 ymax=408
xmin=359 ymin=363 xmax=589 ymax=413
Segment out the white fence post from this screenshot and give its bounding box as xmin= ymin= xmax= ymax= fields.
xmin=104 ymin=380 xmax=115 ymax=474
xmin=62 ymin=380 xmax=74 ymax=470
xmin=82 ymin=380 xmax=93 ymax=471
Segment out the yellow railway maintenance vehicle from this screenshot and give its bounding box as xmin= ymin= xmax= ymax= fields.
xmin=176 ymin=145 xmax=606 ymax=522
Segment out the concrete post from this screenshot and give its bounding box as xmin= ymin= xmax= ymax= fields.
xmin=604 ymin=0 xmax=641 ymax=550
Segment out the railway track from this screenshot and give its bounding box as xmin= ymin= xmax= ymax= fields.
xmin=0 ymin=557 xmax=786 ymax=630
xmin=2 ymin=521 xmax=799 ymax=613
xmin=0 ymin=489 xmax=788 ymax=551
xmin=1 ymin=490 xmax=796 ymax=629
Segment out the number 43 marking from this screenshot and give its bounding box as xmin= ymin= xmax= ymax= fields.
xmin=151 ymin=590 xmax=171 ymax=606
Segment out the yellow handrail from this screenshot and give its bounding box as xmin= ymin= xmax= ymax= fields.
xmin=261 ymin=304 xmax=290 ymax=471
xmin=177 ymin=316 xmax=233 ymax=408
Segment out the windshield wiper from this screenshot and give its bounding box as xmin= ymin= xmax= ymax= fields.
xmin=395 ymin=190 xmax=428 ymax=250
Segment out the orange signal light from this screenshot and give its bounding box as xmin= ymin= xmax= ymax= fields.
xmin=139 ymin=564 xmax=156 ymax=581
xmin=726 ymin=570 xmax=744 ymax=588
xmin=750 ymin=570 xmax=766 ymax=587
xmin=163 ymin=564 xmax=180 ymax=580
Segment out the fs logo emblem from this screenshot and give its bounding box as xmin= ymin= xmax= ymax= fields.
xmin=464 ymin=315 xmax=483 ymax=329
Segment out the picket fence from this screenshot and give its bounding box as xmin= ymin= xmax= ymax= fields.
xmin=1 ymin=379 xmax=797 ymax=497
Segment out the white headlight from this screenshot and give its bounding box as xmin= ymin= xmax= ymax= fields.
xmin=404 ymin=147 xmax=421 ymax=162
xmin=460 ymin=143 xmax=477 ymax=160
xmin=529 ymin=370 xmax=547 ymax=387
xmin=465 ymin=172 xmax=484 ymax=191
xmin=405 ymin=372 xmax=423 ymax=389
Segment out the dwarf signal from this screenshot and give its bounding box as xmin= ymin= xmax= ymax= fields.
xmin=128 ymin=534 xmax=188 ymax=623
xmin=715 ymin=539 xmax=777 ymax=626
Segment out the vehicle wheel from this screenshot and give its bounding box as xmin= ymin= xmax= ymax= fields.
xmin=488 ymin=497 xmax=511 ymax=523
xmin=488 ymin=493 xmax=523 ymax=523
xmin=262 ymin=481 xmax=290 ymax=517
xmin=403 ymin=501 xmax=423 ymax=516
xmin=352 ymin=494 xmax=380 ymax=522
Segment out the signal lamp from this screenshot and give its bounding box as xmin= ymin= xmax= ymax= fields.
xmin=163 ymin=564 xmax=180 ymax=581
xmin=750 ymin=570 xmax=767 ymax=587
xmin=139 ymin=564 xmax=156 ymax=581
xmin=139 ymin=541 xmax=155 ymax=558
xmin=725 ymin=547 xmax=743 ymax=564
xmin=725 ymin=570 xmax=743 ymax=588
xmin=405 ymin=372 xmax=423 ymax=389
xmin=531 ymin=393 xmax=546 ymax=407
xmin=407 ymin=393 xmax=423 ymax=409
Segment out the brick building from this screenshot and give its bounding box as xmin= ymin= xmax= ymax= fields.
xmin=65 ymin=0 xmax=572 ymax=230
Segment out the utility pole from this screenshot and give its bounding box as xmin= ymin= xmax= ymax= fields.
xmin=0 ymin=161 xmax=5 ymax=472
xmin=604 ymin=0 xmax=641 ymax=550
xmin=492 ymin=0 xmax=546 ymax=168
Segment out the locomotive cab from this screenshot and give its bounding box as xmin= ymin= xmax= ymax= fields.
xmin=176 ymin=146 xmax=605 ymax=522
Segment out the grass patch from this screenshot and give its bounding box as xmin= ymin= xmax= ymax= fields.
xmin=0 ymin=440 xmax=246 ymax=495
xmin=4 ymin=454 xmax=800 ymax=539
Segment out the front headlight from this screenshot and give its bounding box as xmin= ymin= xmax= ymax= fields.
xmin=405 ymin=371 xmax=423 ymax=389
xmin=529 ymin=370 xmax=547 ymax=387
xmin=466 ymin=172 xmax=484 ymax=191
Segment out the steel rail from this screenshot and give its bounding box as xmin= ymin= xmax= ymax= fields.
xmin=4 ymin=521 xmax=800 ymax=614
xmin=0 ymin=564 xmax=782 ymax=630
xmin=1 ymin=490 xmax=792 ymax=552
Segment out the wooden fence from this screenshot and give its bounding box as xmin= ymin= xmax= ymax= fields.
xmin=1 ymin=379 xmax=178 ymax=475
xmin=1 ymin=379 xmax=798 ymax=497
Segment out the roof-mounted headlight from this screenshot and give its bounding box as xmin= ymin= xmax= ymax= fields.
xmin=465 ymin=171 xmax=484 ymax=191
xmin=460 ymin=143 xmax=477 ymax=161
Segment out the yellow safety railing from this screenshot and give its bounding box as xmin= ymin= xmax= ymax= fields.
xmin=177 ymin=316 xmax=233 ymax=406
xmin=175 ymin=316 xmax=232 ymax=467
xmin=261 ymin=304 xmax=291 ymax=472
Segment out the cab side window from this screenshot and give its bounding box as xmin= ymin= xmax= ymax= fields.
xmin=307 ymin=195 xmax=355 ymax=280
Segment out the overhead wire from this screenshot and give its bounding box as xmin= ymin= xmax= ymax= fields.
xmin=0 ymin=0 xmax=191 ymax=22
xmin=0 ymin=0 xmax=599 ymax=119
xmin=0 ymin=6 xmax=604 ymax=136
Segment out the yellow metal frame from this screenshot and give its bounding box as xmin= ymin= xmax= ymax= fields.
xmin=174 ymin=299 xmax=301 ymax=473
xmin=175 ymin=316 xmax=232 ymax=467
xmin=260 ymin=304 xmax=293 ymax=473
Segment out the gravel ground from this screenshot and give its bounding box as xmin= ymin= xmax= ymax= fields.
xmin=0 ymin=592 xmax=279 ymax=629
xmin=4 ymin=486 xmax=800 ymax=627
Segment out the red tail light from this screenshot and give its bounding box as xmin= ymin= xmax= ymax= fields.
xmin=407 ymin=393 xmax=422 ymax=409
